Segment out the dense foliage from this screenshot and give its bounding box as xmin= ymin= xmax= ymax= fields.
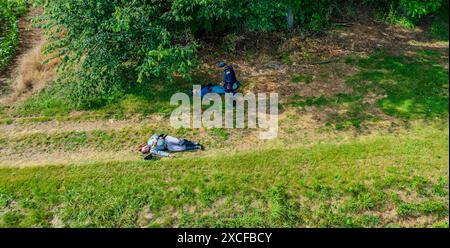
xmin=397 ymin=0 xmax=443 ymax=19
xmin=38 ymin=0 xmax=199 ymax=108
xmin=0 ymin=0 xmax=27 ymax=71
xmin=35 ymin=0 xmax=447 ymax=108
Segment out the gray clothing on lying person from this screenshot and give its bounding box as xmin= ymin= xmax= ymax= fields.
xmin=147 ymin=135 xmax=201 ymax=157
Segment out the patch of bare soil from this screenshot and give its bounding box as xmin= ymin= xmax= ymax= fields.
xmin=201 ymin=15 xmax=448 ymax=95
xmin=198 ymin=15 xmax=448 ymax=131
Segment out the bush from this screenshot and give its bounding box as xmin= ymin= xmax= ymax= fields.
xmin=366 ymin=0 xmax=446 ymax=26
xmin=399 ymin=0 xmax=443 ymax=20
xmin=221 ymin=34 xmax=244 ymax=53
xmin=34 ymin=0 xmax=446 ymax=109
xmin=36 ymin=0 xmax=199 ymax=108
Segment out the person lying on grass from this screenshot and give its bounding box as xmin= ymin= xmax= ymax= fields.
xmin=138 ymin=134 xmax=203 ymax=159
xmin=192 ymin=61 xmax=240 ymax=97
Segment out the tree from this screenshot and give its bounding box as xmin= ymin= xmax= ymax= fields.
xmin=35 ymin=0 xmax=445 ymax=108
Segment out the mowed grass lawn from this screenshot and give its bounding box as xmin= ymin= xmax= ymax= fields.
xmin=0 ymin=123 xmax=448 ymax=228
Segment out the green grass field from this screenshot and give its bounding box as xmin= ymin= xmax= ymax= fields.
xmin=0 ymin=6 xmax=448 ymax=228
xmin=0 ymin=123 xmax=448 ymax=228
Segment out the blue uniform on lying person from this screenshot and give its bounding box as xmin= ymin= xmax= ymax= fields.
xmin=193 ymin=83 xmax=226 ymax=97
xmin=139 ymin=134 xmax=203 ymax=160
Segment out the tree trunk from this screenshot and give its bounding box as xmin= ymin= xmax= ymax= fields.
xmin=287 ymin=5 xmax=294 ymax=31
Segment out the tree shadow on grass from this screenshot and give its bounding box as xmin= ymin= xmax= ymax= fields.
xmin=16 ymin=70 xmax=216 ymax=118
xmin=348 ymin=50 xmax=448 ymax=120
xmin=101 ymin=71 xmax=218 ymax=118
xmin=289 ymin=50 xmax=449 ymax=130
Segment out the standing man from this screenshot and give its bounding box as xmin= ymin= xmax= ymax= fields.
xmin=218 ymin=61 xmax=240 ymax=94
